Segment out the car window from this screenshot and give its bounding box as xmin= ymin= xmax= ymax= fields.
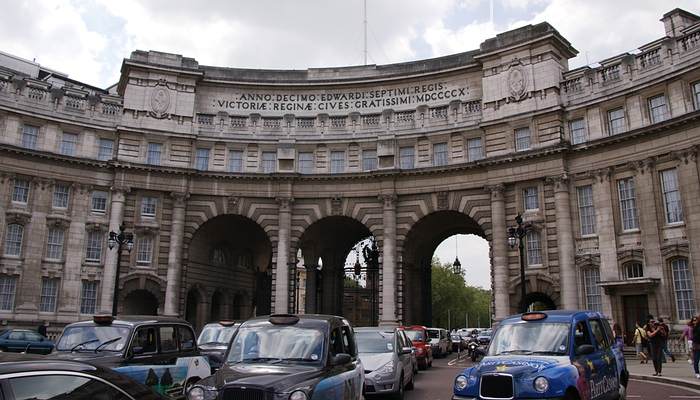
xmin=341 ymin=326 xmax=356 ymax=357
xmin=589 ymin=319 xmax=609 ymax=350
xmin=8 ymin=374 xmax=129 ymax=400
xmin=329 ymin=328 xmax=344 ymax=356
xmin=8 ymin=331 xmax=25 ymax=340
xmin=178 ymin=326 xmax=195 ymax=351
xmin=132 ymin=326 xmax=157 ymax=354
xmin=602 ymin=319 xmax=615 ymax=345
xmin=574 ymin=321 xmax=593 ymax=349
xmin=25 ymin=332 xmax=42 ymax=342
xmin=159 ymin=326 xmax=178 ymax=353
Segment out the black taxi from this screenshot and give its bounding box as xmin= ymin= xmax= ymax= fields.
xmin=187 ymin=314 xmax=364 ymax=400
xmin=50 ymin=315 xmax=211 ymax=399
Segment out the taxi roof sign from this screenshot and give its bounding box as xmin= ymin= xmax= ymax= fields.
xmin=521 ymin=312 xmax=548 ymax=321
xmin=219 ymin=320 xmax=237 ymax=327
xmin=93 ymin=315 xmax=115 ymax=325
xmin=269 ymin=314 xmax=300 ymax=325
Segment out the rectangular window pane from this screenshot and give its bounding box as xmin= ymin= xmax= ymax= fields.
xmin=608 ymin=108 xmax=626 ymax=135
xmin=39 ymin=278 xmax=58 ymax=312
xmin=228 ymin=150 xmax=243 ymax=172
xmin=98 ymin=138 xmax=114 ymax=161
xmin=0 ymin=276 xmax=17 ymax=311
xmin=577 ymin=185 xmax=596 ymax=235
xmin=648 ymin=95 xmax=668 ymax=124
xmin=91 ymin=191 xmax=108 ymax=213
xmin=330 ymin=151 xmax=345 ymax=173
xmin=399 ymin=147 xmax=414 ymax=169
xmin=661 ymin=169 xmax=684 ymax=224
xmin=298 ymin=152 xmax=314 ymax=174
xmin=523 ymin=187 xmax=539 ymax=210
xmin=362 ymin=150 xmax=377 ymax=171
xmin=467 ymin=138 xmax=483 ymax=161
xmin=672 ymin=259 xmax=696 ymax=320
xmin=12 ymin=179 xmax=29 ymax=203
xmin=515 ymin=128 xmax=531 ymax=151
xmin=60 ymin=133 xmax=77 ymax=156
xmin=45 ymin=228 xmax=64 ymax=260
xmin=570 ymin=118 xmax=587 ymax=145
xmin=433 ymin=143 xmax=448 ymax=166
xmin=85 ymin=231 xmax=103 ymax=262
xmin=583 ymin=268 xmax=602 ymax=312
xmin=4 ymin=224 xmax=23 ymax=256
xmin=136 ymin=237 xmax=153 ymax=264
xmin=261 ymin=151 xmax=276 ymax=173
xmin=21 ymin=125 xmax=38 ymax=149
xmin=80 ymin=281 xmax=98 ymax=314
xmin=618 ymin=178 xmax=639 ymax=230
xmin=526 ymin=231 xmax=542 ymax=265
xmin=52 ymin=184 xmax=69 ymax=209
xmin=147 ymin=143 xmax=162 ymax=165
xmin=693 ymin=82 xmax=700 ymax=110
xmin=141 ymin=196 xmax=157 ymax=217
xmin=195 ymin=148 xmax=210 ymax=171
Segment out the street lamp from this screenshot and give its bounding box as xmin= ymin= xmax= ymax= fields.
xmin=452 ymin=236 xmax=462 ymax=275
xmin=107 ymin=224 xmax=134 ymax=316
xmin=507 ymin=214 xmax=532 ymax=313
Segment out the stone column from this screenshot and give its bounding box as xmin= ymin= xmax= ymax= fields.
xmin=551 ymin=175 xmax=579 ymax=309
xmin=274 ymin=197 xmax=292 ymax=314
xmin=164 ymin=192 xmax=188 ymax=316
xmin=98 ymin=187 xmax=127 ymax=314
xmin=379 ymin=194 xmax=398 ymax=327
xmin=592 ymin=168 xmax=616 ymax=318
xmin=675 ymin=147 xmax=700 ymax=311
xmin=488 ymin=184 xmax=510 ymax=320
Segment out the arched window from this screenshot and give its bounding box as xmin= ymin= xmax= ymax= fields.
xmin=623 ymin=262 xmax=644 ymax=279
xmin=582 ymin=268 xmax=602 ymax=312
xmin=210 ymin=246 xmax=227 ymax=266
xmin=671 ymin=258 xmax=696 ymax=320
xmin=526 ymin=231 xmax=542 ymax=266
xmin=4 ymin=224 xmax=24 ymax=256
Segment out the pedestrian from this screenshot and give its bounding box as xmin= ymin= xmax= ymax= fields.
xmin=612 ymin=323 xmax=625 ymax=351
xmin=682 ymin=317 xmax=695 ymax=364
xmin=37 ymin=320 xmax=47 ymax=337
xmin=633 ymin=322 xmax=648 ymax=363
xmin=692 ymin=315 xmax=700 ymax=379
xmin=659 ymin=318 xmax=675 ymax=362
xmin=646 ymin=319 xmax=667 ymax=376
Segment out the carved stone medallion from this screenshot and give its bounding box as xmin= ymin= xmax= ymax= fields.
xmin=150 ymin=85 xmax=171 ymax=118
xmin=507 ymin=64 xmax=528 ymax=102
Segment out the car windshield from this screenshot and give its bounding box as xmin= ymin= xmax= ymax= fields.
xmin=198 ymin=325 xmax=237 ymax=345
xmin=488 ymin=322 xmax=569 ymax=356
xmin=427 ymin=330 xmax=439 ymax=339
xmin=56 ymin=325 xmax=131 ymax=352
xmin=226 ymin=324 xmax=324 ymax=364
xmin=404 ymin=330 xmax=424 ymax=341
xmin=356 ymin=331 xmax=394 ymax=353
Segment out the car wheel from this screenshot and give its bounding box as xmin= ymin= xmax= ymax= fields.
xmin=406 ymin=370 xmax=415 ymax=391
xmin=562 ymin=389 xmax=580 ymax=400
xmin=393 ymin=375 xmax=404 ymax=400
xmin=183 ymin=377 xmax=200 ymax=396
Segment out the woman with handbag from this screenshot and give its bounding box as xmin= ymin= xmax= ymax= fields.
xmin=633 ymin=322 xmax=648 ymax=363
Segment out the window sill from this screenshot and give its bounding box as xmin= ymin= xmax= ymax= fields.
xmin=620 ymin=229 xmax=640 ymax=234
xmin=663 ymin=222 xmax=686 ymax=229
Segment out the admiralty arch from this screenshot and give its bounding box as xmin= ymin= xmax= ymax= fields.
xmin=0 ymin=8 xmax=700 ymax=340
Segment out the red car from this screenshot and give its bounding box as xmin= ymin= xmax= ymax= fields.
xmin=399 ymin=325 xmax=433 ymax=370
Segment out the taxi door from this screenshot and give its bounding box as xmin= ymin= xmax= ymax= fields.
xmin=588 ymin=319 xmax=618 ymax=400
xmin=313 ymin=324 xmax=362 ymax=400
xmin=571 ymin=318 xmax=595 ymax=400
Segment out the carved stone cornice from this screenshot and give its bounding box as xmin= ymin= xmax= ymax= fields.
xmin=133 ymin=224 xmax=159 ymax=235
xmin=545 ymin=174 xmax=569 ymax=192
xmin=170 ymin=191 xmax=189 ymax=208
xmin=5 ymin=209 xmax=31 ymax=225
xmin=276 ymin=196 xmax=294 ymax=211
xmin=660 ymin=242 xmax=690 ymax=258
xmin=46 ymin=214 xmax=71 ymax=229
xmin=436 ymin=191 xmax=449 ymax=210
xmin=330 ymin=196 xmax=342 ymax=215
xmin=670 ymin=146 xmax=699 ymax=165
xmin=378 ymin=193 xmax=398 ymax=209
xmin=591 ymin=167 xmax=613 ymax=183
xmin=110 ymin=185 xmax=131 ymax=195
xmin=617 ymin=248 xmax=644 ymax=262
xmin=85 ymin=222 xmax=108 ymax=232
xmin=485 ymin=183 xmax=505 ymax=200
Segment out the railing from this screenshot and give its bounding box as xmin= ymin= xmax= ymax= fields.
xmin=329 ymin=116 xmax=346 ymax=129
xmin=262 ymin=117 xmax=281 ymax=128
xmin=197 ymin=114 xmax=214 ymax=125
xmin=600 ymin=64 xmax=621 ymax=84
xmin=638 ymin=49 xmax=661 ymax=69
xmin=101 ymin=103 xmax=121 ymax=116
xmin=395 ymin=111 xmax=415 ymax=126
xmin=464 ymin=100 xmax=481 ymax=114
xmin=679 ymin=30 xmax=700 ymax=52
xmin=430 ymin=106 xmax=448 ymax=119
xmin=362 ymin=114 xmax=380 ymax=127
xmin=296 ymin=118 xmax=314 ymax=129
xmin=230 ymin=116 xmax=247 ymax=128
xmin=65 ymin=96 xmax=84 ymax=110
xmin=28 ymin=87 xmax=46 ymax=101
xmin=562 ymin=77 xmax=583 ymax=93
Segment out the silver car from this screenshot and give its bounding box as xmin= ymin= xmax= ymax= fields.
xmin=196 ymin=320 xmax=239 ymax=373
xmin=356 ymin=327 xmax=415 ymax=399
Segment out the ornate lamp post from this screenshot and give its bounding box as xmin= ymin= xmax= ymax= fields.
xmin=107 ymin=224 xmax=134 ymax=316
xmin=507 ymin=214 xmax=532 ymax=313
xmin=452 ymin=236 xmax=462 ymax=276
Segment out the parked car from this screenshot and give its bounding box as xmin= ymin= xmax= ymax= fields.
xmin=197 ymin=320 xmax=240 ymax=373
xmin=399 ymin=325 xmax=433 ymax=370
xmin=398 ymin=329 xmax=419 ymax=376
xmin=50 ymin=315 xmax=210 ymax=399
xmin=453 ymin=310 xmax=629 ymax=400
xmin=477 ymin=328 xmax=493 ymax=345
xmin=356 ymin=327 xmax=415 ymax=399
xmin=0 ymin=329 xmax=54 ymax=354
xmin=426 ymin=328 xmax=450 ymax=358
xmin=0 ymin=352 xmax=167 ymax=399
xmin=187 ymin=314 xmax=364 ymax=400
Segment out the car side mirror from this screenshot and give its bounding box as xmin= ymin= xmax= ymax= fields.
xmin=400 ymin=347 xmax=413 ymax=355
xmin=330 ymin=353 xmax=352 ymax=366
xmin=576 ymin=344 xmax=595 ymax=356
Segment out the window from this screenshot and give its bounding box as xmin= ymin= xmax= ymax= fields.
xmin=0 ymin=276 xmax=17 ymax=311
xmin=4 ymin=224 xmax=23 ymax=256
xmin=693 ymin=81 xmax=700 ymax=110
xmin=60 ymin=132 xmax=78 ymax=156
xmin=97 ymin=138 xmax=114 ymax=161
xmin=526 ymin=231 xmax=542 ymax=266
xmin=577 ymin=185 xmax=596 ymax=235
xmin=178 ymin=326 xmax=195 ymax=350
xmin=624 ymin=262 xmax=644 ymax=279
xmin=660 ymin=168 xmax=683 ymax=224
xmin=523 ymin=187 xmax=539 ymax=211
xmin=261 ymin=151 xmax=276 ymax=173
xmin=45 ymin=227 xmax=65 ymax=260
xmin=570 ymin=118 xmax=587 ymax=145
xmin=136 ymin=237 xmax=153 ymax=265
xmin=8 ymin=374 xmax=126 ymax=400
xmin=467 ymin=138 xmax=483 ymax=161
xmin=85 ymin=231 xmax=103 ymax=262
xmin=39 ymin=278 xmax=59 ymax=312
xmin=12 ymin=179 xmax=29 ymax=203
xmin=362 ymin=149 xmax=377 ymax=171
xmin=589 ymin=319 xmax=609 ymax=350
xmin=618 ymin=178 xmax=639 ymax=230
xmin=648 ymin=94 xmax=668 ymax=123
xmin=672 ymin=258 xmax=696 ymax=320
xmin=53 ymin=184 xmax=69 ymax=209
xmin=91 ymin=191 xmax=108 ymax=213
xmin=160 ymin=326 xmax=178 ymax=352
xmin=146 ymin=142 xmax=162 ymax=165
xmin=141 ymin=196 xmax=157 ymax=218
xmin=515 ymin=127 xmax=531 ymax=151
xmin=608 ymin=108 xmax=626 ymax=135
xmin=330 ymin=151 xmax=345 ymax=173
xmin=228 ymin=150 xmax=243 ymax=172
xmin=195 ymin=147 xmax=210 ymax=170
xmin=583 ymin=268 xmax=602 ymax=312
xmin=399 ymin=146 xmax=414 ymax=169
xmin=80 ymin=281 xmax=98 ymax=314
xmin=132 ymin=327 xmax=157 ymax=353
xmin=298 ymin=152 xmax=314 ymax=174
xmin=21 ymin=125 xmax=38 ymax=149
xmin=433 ymin=142 xmax=448 ymax=166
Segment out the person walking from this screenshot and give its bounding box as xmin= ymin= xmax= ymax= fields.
xmin=633 ymin=322 xmax=648 ymax=363
xmin=37 ymin=321 xmax=47 ymax=337
xmin=646 ymin=319 xmax=667 ymax=376
xmin=682 ymin=318 xmax=696 ymax=364
xmin=692 ymin=315 xmax=700 ymax=379
xmin=659 ymin=318 xmax=675 ymax=362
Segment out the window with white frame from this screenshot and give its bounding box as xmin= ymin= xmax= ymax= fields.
xmin=515 ymin=127 xmax=531 ymax=151
xmin=399 ymin=146 xmax=414 ymax=169
xmin=660 ymin=168 xmax=684 ymax=224
xmin=648 ymin=94 xmax=669 ymax=124
xmin=85 ymin=230 xmax=103 ymax=263
xmin=693 ymin=82 xmax=700 ymax=110
xmin=583 ymin=268 xmax=602 ymax=312
xmin=52 ymin=184 xmax=69 ymax=209
xmin=12 ymin=179 xmax=29 ymax=203
xmin=80 ymin=281 xmax=98 ymax=314
xmin=39 ymin=278 xmax=58 ymax=313
xmin=608 ymin=108 xmax=626 ymax=135
xmin=330 ymin=151 xmax=345 ymax=173
xmin=0 ymin=275 xmax=17 ymax=311
xmin=136 ymin=236 xmax=153 ymax=265
xmin=523 ymin=187 xmax=539 ymax=211
xmin=433 ymin=142 xmax=448 ymax=166
xmin=261 ymin=151 xmax=276 ymax=173
xmin=570 ymin=118 xmax=587 ymax=145
xmin=146 ymin=142 xmax=162 ymax=165
xmin=97 ymin=138 xmax=114 ymax=161
xmin=91 ymin=191 xmax=108 ymax=213
xmin=526 ymin=231 xmax=542 ymax=266
xmin=617 ymin=178 xmax=639 ymax=230
xmin=672 ymin=258 xmax=696 ymax=320
xmin=577 ymin=185 xmax=596 ymax=235
xmin=228 ymin=150 xmax=243 ymax=172
xmin=362 ymin=149 xmax=377 ymax=171
xmin=624 ymin=262 xmax=644 ymax=279
xmin=3 ymin=224 xmax=23 ymax=256
xmin=45 ymin=227 xmax=64 ymax=260
xmin=21 ymin=125 xmax=38 ymax=149
xmin=141 ymin=196 xmax=157 ymax=218
xmin=467 ymin=138 xmax=483 ymax=161
xmin=60 ymin=133 xmax=78 ymax=156
xmin=195 ymin=148 xmax=210 ymax=170
xmin=298 ymin=152 xmax=314 ymax=174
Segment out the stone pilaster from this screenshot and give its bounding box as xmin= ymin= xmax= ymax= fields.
xmin=550 ymin=175 xmax=578 ymax=309
xmin=674 ymin=147 xmax=700 ymax=312
xmin=274 ymin=197 xmax=292 ymax=314
xmin=164 ymin=192 xmax=188 ymax=316
xmin=379 ymin=193 xmax=398 ymax=327
xmin=487 ymin=184 xmax=510 ymax=319
xmin=592 ymin=168 xmax=616 ymax=317
xmin=98 ymin=187 xmax=127 ymax=314
xmin=304 ymin=263 xmax=317 ymax=314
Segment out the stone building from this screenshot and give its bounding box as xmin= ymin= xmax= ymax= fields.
xmin=0 ymin=9 xmax=699 ymax=339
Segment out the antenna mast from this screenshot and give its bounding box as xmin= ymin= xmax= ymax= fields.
xmin=363 ymin=0 xmax=368 ymax=65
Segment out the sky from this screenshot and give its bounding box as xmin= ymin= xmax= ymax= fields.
xmin=1 ymin=1 xmax=697 ymax=88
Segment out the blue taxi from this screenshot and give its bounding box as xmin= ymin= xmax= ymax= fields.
xmin=453 ymin=310 xmax=629 ymax=400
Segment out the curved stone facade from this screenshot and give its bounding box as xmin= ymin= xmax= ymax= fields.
xmin=1 ymin=9 xmax=699 ymax=336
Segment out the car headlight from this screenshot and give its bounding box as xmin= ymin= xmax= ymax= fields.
xmin=455 ymin=375 xmax=468 ymax=390
xmin=534 ymin=376 xmax=549 ymax=393
xmin=374 ymin=362 xmax=395 ymax=378
xmin=289 ymin=390 xmax=308 ymax=400
xmin=187 ymin=386 xmax=218 ymax=400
